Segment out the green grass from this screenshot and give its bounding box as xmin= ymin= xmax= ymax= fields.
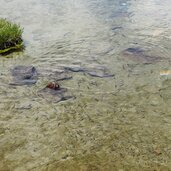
xmin=0 ymin=18 xmax=23 ymax=54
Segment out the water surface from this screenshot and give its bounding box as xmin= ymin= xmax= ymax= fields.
xmin=0 ymin=0 xmax=171 ymax=170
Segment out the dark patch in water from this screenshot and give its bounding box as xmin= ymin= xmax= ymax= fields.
xmin=38 ymin=69 xmax=72 ymax=81
xmin=63 ymin=65 xmax=114 ymax=78
xmin=10 ymin=80 xmax=37 ymax=85
xmin=38 ymin=87 xmax=74 ymax=103
xmin=126 ymin=47 xmax=144 ymax=54
xmin=53 ymin=71 xmax=72 ymax=81
xmin=86 ymin=65 xmax=114 ymax=78
xmin=122 ymin=47 xmax=166 ymax=64
xmin=64 ymin=66 xmax=86 ymax=72
xmin=111 ymin=26 xmax=122 ymax=31
xmin=10 ymin=66 xmax=37 ymax=85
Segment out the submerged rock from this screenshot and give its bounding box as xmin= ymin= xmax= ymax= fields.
xmin=10 ymin=66 xmax=37 ymax=85
xmin=125 ymin=47 xmax=144 ymax=54
xmin=38 ymin=69 xmax=72 ymax=81
xmin=54 ymin=71 xmax=72 ymax=81
xmin=38 ymin=87 xmax=74 ymax=103
xmin=63 ymin=65 xmax=114 ymax=78
xmin=86 ymin=65 xmax=114 ymax=78
xmin=122 ymin=47 xmax=166 ymax=64
xmin=87 ymin=71 xmax=114 ymax=78
xmin=111 ymin=26 xmax=122 ymax=31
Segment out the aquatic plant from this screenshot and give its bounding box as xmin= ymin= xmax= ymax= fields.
xmin=0 ymin=18 xmax=23 ymax=54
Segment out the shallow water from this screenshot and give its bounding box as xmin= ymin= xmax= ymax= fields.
xmin=0 ymin=0 xmax=171 ymax=170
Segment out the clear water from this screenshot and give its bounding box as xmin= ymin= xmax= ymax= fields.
xmin=0 ymin=0 xmax=171 ymax=170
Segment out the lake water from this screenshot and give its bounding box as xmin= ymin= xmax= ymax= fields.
xmin=0 ymin=0 xmax=171 ymax=170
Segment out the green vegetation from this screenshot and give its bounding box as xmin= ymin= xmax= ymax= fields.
xmin=0 ymin=18 xmax=23 ymax=54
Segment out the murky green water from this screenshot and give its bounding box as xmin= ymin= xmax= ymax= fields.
xmin=0 ymin=0 xmax=171 ymax=170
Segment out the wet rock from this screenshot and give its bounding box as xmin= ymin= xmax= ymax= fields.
xmin=11 ymin=66 xmax=37 ymax=79
xmin=122 ymin=47 xmax=165 ymax=64
xmin=38 ymin=87 xmax=74 ymax=103
xmin=10 ymin=66 xmax=37 ymax=85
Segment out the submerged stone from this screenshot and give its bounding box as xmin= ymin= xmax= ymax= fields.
xmin=38 ymin=87 xmax=74 ymax=103
xmin=38 ymin=69 xmax=72 ymax=81
xmin=125 ymin=47 xmax=144 ymax=54
xmin=10 ymin=65 xmax=37 ymax=85
xmin=63 ymin=64 xmax=114 ymax=78
xmin=54 ymin=71 xmax=72 ymax=81
xmin=111 ymin=26 xmax=122 ymax=31
xmin=86 ymin=65 xmax=114 ymax=78
xmin=122 ymin=47 xmax=166 ymax=64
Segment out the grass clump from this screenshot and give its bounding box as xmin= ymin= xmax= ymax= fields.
xmin=0 ymin=18 xmax=23 ymax=54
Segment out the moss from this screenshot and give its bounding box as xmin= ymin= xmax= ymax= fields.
xmin=0 ymin=18 xmax=23 ymax=54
